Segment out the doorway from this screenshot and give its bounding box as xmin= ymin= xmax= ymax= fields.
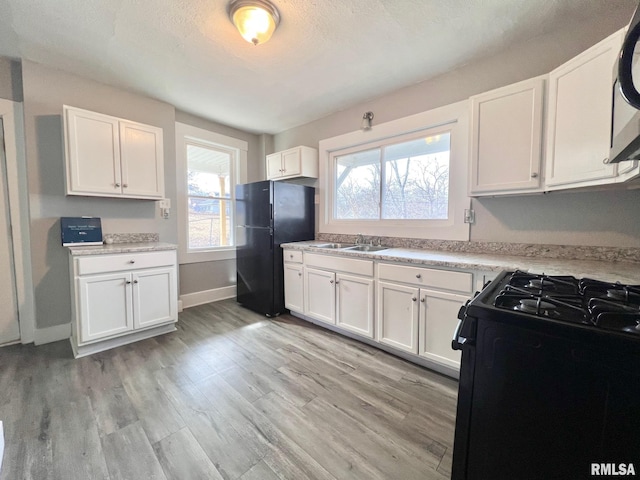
xmin=0 ymin=98 xmax=35 ymax=346
xmin=0 ymin=117 xmax=20 ymax=344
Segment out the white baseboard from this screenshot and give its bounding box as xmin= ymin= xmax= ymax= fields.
xmin=180 ymin=285 xmax=236 ymax=310
xmin=34 ymin=323 xmax=71 ymax=345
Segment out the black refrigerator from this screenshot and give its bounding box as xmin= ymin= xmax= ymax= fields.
xmin=236 ymin=180 xmax=315 ymax=316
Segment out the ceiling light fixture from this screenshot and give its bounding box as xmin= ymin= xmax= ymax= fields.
xmin=361 ymin=111 xmax=374 ymax=131
xmin=228 ymin=0 xmax=281 ymax=46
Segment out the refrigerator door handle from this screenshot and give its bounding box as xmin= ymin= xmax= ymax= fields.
xmin=270 ymin=232 xmax=274 ymax=251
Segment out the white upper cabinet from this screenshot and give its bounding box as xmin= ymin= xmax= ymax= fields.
xmin=545 ymin=30 xmax=623 ymax=189
xmin=64 ymin=106 xmax=164 ymax=199
xmin=266 ymin=146 xmax=318 ymax=180
xmin=469 ymin=77 xmax=545 ymax=196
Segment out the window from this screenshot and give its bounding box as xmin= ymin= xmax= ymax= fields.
xmin=319 ymin=101 xmax=470 ymax=241
xmin=187 ymin=143 xmax=233 ymax=249
xmin=335 ymin=132 xmax=451 ymax=220
xmin=176 ymin=122 xmax=248 ymax=264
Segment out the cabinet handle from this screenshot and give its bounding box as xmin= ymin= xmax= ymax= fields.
xmin=531 ymin=172 xmax=539 ymax=178
xmin=416 ymin=274 xmax=422 ymax=279
xmin=126 ymin=280 xmax=132 ymax=285
xmin=330 ymin=280 xmax=334 ymax=284
xmin=115 ymin=183 xmax=121 ymax=187
xmin=298 ymin=272 xmax=302 ymax=277
xmin=123 ymin=183 xmax=128 ymax=188
xmin=420 ymin=297 xmax=425 ymax=303
xmin=412 ymin=297 xmax=417 ymax=302
xmin=603 ymin=157 xmax=610 ymax=164
xmin=133 ymin=280 xmax=138 ymax=284
xmin=290 ymin=254 xmax=294 ymax=258
xmin=335 ymin=280 xmax=340 ymax=284
xmin=128 ymin=260 xmax=135 ymax=264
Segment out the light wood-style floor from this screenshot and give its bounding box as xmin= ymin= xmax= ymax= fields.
xmin=0 ymin=300 xmax=458 ymax=480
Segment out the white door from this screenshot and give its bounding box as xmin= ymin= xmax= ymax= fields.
xmin=281 ymin=148 xmax=301 ymax=177
xmin=78 ymin=273 xmax=133 ymax=343
xmin=266 ymin=152 xmax=283 ymax=179
xmin=284 ymin=263 xmax=304 ymax=313
xmin=304 ymin=267 xmax=335 ymax=325
xmin=336 ymin=273 xmax=374 ymax=338
xmin=419 ymin=289 xmax=467 ymax=369
xmin=0 ymin=119 xmax=19 ymax=345
xmin=545 ymin=30 xmax=622 ymax=187
xmin=119 ymin=121 xmax=164 ymax=198
xmin=65 ymin=107 xmax=121 ymax=195
xmin=377 ymin=281 xmax=419 ymax=353
xmin=132 ymin=267 xmax=177 ymax=329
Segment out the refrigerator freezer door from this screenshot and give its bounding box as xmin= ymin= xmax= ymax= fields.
xmin=236 ymin=180 xmax=272 ymax=228
xmin=273 ymin=181 xmax=315 ymax=245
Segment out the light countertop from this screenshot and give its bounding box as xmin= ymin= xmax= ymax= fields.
xmin=282 ymin=241 xmax=640 ymax=284
xmin=67 ymin=242 xmax=177 ymax=256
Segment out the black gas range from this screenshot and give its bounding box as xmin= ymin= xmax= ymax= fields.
xmin=452 ymin=270 xmax=640 ymax=480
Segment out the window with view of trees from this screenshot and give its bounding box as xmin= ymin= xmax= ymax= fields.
xmin=187 ymin=143 xmax=234 ymax=249
xmin=334 ymin=132 xmax=451 ymax=221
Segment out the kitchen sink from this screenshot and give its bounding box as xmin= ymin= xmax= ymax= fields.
xmin=343 ymin=245 xmax=389 ymax=252
xmin=314 ymin=243 xmax=354 ymax=249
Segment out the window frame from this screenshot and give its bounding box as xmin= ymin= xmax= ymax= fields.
xmin=319 ymin=100 xmax=470 ymax=241
xmin=176 ymin=122 xmax=248 ymax=264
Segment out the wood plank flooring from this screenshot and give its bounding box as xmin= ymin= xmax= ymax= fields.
xmin=0 ymin=300 xmax=458 ymax=480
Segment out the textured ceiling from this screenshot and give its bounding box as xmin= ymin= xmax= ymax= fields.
xmin=0 ymin=0 xmax=637 ymax=134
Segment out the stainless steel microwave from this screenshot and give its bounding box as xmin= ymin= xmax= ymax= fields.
xmin=609 ymin=3 xmax=640 ymax=163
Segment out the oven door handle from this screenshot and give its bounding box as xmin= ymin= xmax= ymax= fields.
xmin=453 ymin=304 xmax=476 ymax=350
xmin=452 ymin=318 xmax=465 ymax=351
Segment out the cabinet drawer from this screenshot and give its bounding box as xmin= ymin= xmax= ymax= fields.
xmin=378 ymin=263 xmax=472 ymax=293
xmin=305 ymin=253 xmax=373 ymax=276
xmin=283 ymin=249 xmax=303 ymax=263
xmin=75 ymin=250 xmax=176 ymax=276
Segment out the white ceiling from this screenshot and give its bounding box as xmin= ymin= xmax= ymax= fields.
xmin=0 ymin=0 xmax=637 ymax=134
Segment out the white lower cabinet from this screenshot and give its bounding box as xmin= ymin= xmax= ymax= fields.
xmin=302 ymin=253 xmax=375 ymax=339
xmin=284 ymin=249 xmax=474 ymax=375
xmin=377 ymin=281 xmax=419 ymax=353
xmin=335 ymin=273 xmax=374 ymax=338
xmin=70 ymin=249 xmax=178 ymax=358
xmin=283 ymin=262 xmax=304 ymax=313
xmin=304 ymin=267 xmax=336 ymax=325
xmin=418 ymin=289 xmax=467 ymax=369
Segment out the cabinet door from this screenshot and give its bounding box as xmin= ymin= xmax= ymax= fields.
xmin=304 ymin=267 xmax=335 ymax=325
xmin=377 ymin=281 xmax=419 ymax=353
xmin=419 ymin=289 xmax=467 ymax=369
xmin=65 ymin=107 xmax=121 ymax=195
xmin=266 ymin=152 xmax=283 ymax=179
xmin=281 ymin=148 xmax=301 ymax=177
xmin=336 ymin=273 xmax=374 ymax=339
xmin=545 ymin=30 xmax=622 ymax=188
xmin=470 ymin=77 xmax=544 ymax=195
xmin=284 ymin=263 xmax=304 ymax=313
xmin=77 ymin=273 xmax=133 ymax=343
xmin=119 ymin=121 xmax=164 ymax=198
xmin=132 ymin=267 xmax=177 ymax=330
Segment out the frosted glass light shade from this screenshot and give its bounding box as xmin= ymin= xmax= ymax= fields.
xmin=229 ymin=0 xmax=280 ymax=46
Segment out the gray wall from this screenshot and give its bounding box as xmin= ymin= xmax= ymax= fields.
xmin=0 ymin=57 xmax=23 ymax=102
xmin=273 ymin=10 xmax=640 ymax=248
xmin=174 ymin=111 xmax=263 ymax=295
xmin=22 ymin=60 xmax=177 ymax=330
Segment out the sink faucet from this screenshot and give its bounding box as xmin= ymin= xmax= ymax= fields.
xmin=356 ymin=233 xmax=365 ymax=245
